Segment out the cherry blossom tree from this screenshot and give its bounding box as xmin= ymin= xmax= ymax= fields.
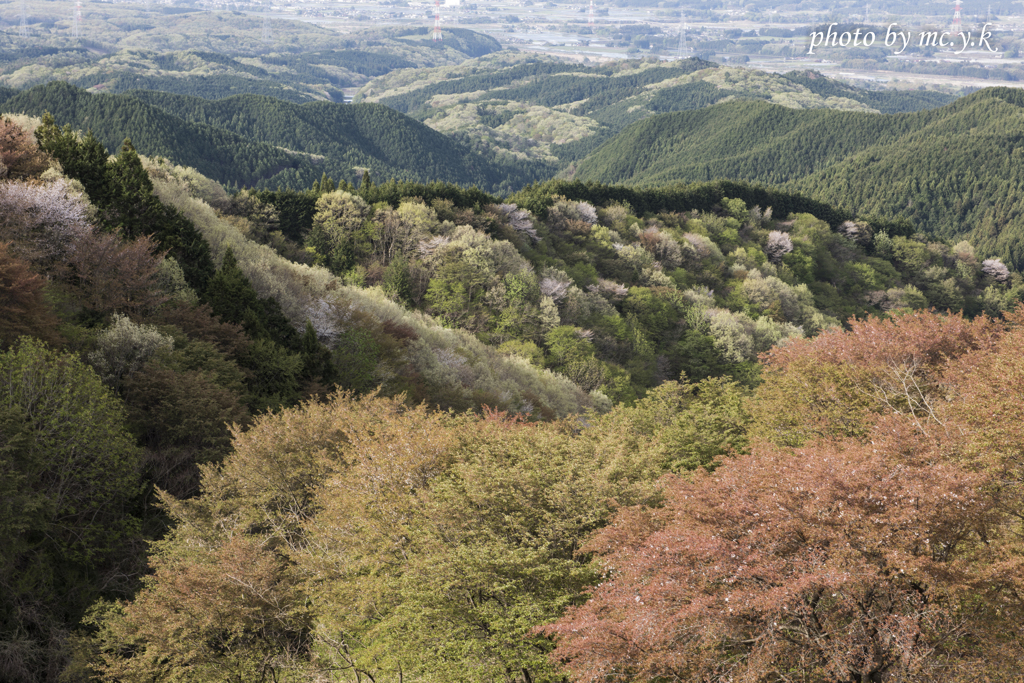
xmin=0 ymin=177 xmax=92 ymax=269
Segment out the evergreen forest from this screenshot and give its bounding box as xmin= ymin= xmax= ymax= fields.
xmin=0 ymin=82 xmax=542 ymax=193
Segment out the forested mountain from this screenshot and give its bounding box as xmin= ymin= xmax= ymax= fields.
xmin=0 ymin=54 xmax=956 ymax=194
xmin=356 ymin=53 xmax=954 ymax=172
xmin=2 ymin=81 xmax=302 ymax=187
xmin=5 ymin=10 xmax=1024 ymax=683
xmin=0 ymin=82 xmax=542 ymax=191
xmin=126 ymin=88 xmax=549 ymax=191
xmin=574 ymin=88 xmax=1024 ymax=269
xmin=4 ymin=96 xmax=1024 ymax=682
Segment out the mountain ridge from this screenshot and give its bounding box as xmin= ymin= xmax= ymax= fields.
xmin=571 ymin=87 xmax=1024 ymax=267
xmin=0 ymin=81 xmax=544 ymax=192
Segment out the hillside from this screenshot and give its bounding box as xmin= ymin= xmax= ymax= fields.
xmin=0 ymin=55 xmax=955 ymax=193
xmin=573 ymin=88 xmax=1024 ymax=268
xmin=126 ymin=88 xmax=548 ymax=191
xmin=0 ymin=82 xmax=543 ymax=192
xmin=572 ymin=99 xmax=905 ymax=186
xmin=356 ymin=54 xmax=954 ymax=171
xmin=5 ymin=109 xmax=1024 ymax=683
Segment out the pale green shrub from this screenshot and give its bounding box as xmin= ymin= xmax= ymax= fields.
xmin=88 ymin=314 xmax=174 ymax=391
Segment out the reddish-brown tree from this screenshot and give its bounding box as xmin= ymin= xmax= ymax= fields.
xmin=0 ymin=117 xmax=49 ymax=179
xmin=749 ymin=310 xmax=1002 ymax=446
xmin=63 ymin=230 xmax=168 ymax=318
xmin=0 ymin=241 xmax=60 ymax=347
xmin=542 ymin=436 xmax=1023 ymax=682
xmin=544 ymin=308 xmax=1024 ymax=682
xmin=941 ymin=305 xmax=1024 ymax=486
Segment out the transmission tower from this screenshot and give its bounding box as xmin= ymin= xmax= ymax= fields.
xmin=677 ymin=17 xmax=687 ymax=58
xmin=20 ymin=0 xmax=28 ymax=37
xmin=952 ymin=0 xmax=963 ymax=36
xmin=72 ymin=0 xmax=82 ymax=39
xmin=588 ymin=0 xmax=595 ymax=27
xmin=262 ymin=13 xmax=272 ymax=42
xmin=433 ymin=0 xmax=442 ymax=41
xmin=865 ymin=4 xmax=870 ymax=23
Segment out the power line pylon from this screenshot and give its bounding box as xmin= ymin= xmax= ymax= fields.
xmin=433 ymin=0 xmax=443 ymax=41
xmin=72 ymin=0 xmax=83 ymax=39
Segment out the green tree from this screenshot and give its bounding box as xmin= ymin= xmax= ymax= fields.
xmin=332 ymin=327 xmax=382 ymax=394
xmin=239 ymin=338 xmax=302 ymax=411
xmin=299 ymin=320 xmax=336 ymax=386
xmin=103 ymin=139 xmax=157 ymax=240
xmin=381 ymin=255 xmax=412 ymax=304
xmin=202 ymin=249 xmax=299 ymax=351
xmin=34 ymin=114 xmax=111 ymax=206
xmin=307 ymin=191 xmax=371 ymax=273
xmin=123 ymin=337 xmax=250 ymax=498
xmin=0 ymin=338 xmax=142 ymax=682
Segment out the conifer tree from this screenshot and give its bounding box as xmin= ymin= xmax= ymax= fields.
xmin=104 ymin=138 xmax=157 ymax=239
xmin=203 ymin=249 xmax=262 ymax=332
xmin=35 ymin=114 xmax=110 ymax=205
xmin=299 ymin=319 xmax=336 ymax=384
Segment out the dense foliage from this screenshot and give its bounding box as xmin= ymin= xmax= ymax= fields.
xmin=82 ymin=307 xmax=1024 ymax=683
xmin=573 ymin=88 xmax=1024 ymax=270
xmin=1 ymin=338 xmax=143 ymax=683
xmin=545 ymin=310 xmax=1024 ymax=682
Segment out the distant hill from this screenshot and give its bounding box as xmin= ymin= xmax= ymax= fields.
xmin=0 ymin=6 xmax=502 ymax=93
xmin=2 ymin=82 xmax=297 ymax=186
xmin=0 ymin=13 xmax=501 ymax=101
xmin=572 ymin=88 xmax=1024 ymax=268
xmin=357 ymin=55 xmax=955 ymax=171
xmin=779 ymin=71 xmax=954 ymax=113
xmin=572 ymin=99 xmax=897 ymax=187
xmin=0 ymin=82 xmax=545 ymax=192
